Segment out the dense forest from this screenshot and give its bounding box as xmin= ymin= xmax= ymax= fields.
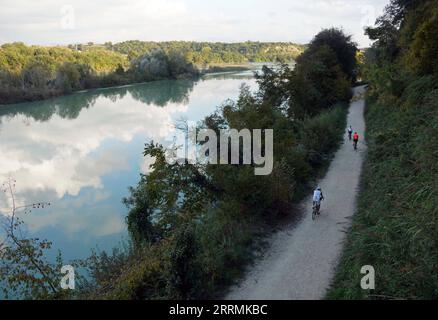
xmin=0 ymin=41 xmax=304 ymax=105
xmin=328 ymin=0 xmax=438 ymax=299
xmin=0 ymin=43 xmax=198 ymax=104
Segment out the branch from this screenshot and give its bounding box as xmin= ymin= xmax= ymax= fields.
xmin=1 ymin=178 xmax=58 ymax=295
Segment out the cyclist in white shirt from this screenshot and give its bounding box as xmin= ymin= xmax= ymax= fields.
xmin=347 ymin=125 xmax=353 ymax=140
xmin=312 ymin=186 xmax=324 ymax=214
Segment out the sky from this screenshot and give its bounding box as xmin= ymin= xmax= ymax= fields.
xmin=0 ymin=0 xmax=389 ymax=47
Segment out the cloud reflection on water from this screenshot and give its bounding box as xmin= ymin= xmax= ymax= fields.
xmin=0 ymin=73 xmax=256 ymax=260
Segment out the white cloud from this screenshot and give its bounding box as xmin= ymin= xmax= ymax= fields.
xmin=0 ymin=0 xmax=389 ymax=47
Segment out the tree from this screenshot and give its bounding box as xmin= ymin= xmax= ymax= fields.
xmin=305 ymin=28 xmax=358 ymax=82
xmin=287 ymin=46 xmax=351 ymax=118
xmin=0 ymin=179 xmax=67 ymax=299
xmin=167 ymin=50 xmax=198 ymax=77
xmin=22 ymin=63 xmax=51 ymax=89
xmin=400 ymin=3 xmax=438 ymax=75
xmin=131 ymin=49 xmax=170 ymax=80
xmin=55 ymin=62 xmax=81 ymax=93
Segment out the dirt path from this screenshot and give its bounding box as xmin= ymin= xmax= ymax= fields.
xmin=226 ymin=86 xmax=367 ymax=300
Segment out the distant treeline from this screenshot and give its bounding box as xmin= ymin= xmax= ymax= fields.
xmin=0 ymin=41 xmax=305 ymax=105
xmin=0 ymin=42 xmax=198 ymax=104
xmin=105 ymin=40 xmax=305 ymax=65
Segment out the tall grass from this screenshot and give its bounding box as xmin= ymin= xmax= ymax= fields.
xmin=328 ymin=77 xmax=438 ymax=299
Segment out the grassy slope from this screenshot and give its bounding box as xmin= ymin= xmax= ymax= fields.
xmin=327 ymin=78 xmax=438 ymax=299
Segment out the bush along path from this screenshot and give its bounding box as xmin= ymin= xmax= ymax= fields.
xmin=226 ymin=86 xmax=367 ymax=300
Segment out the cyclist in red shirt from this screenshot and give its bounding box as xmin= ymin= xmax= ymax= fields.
xmin=353 ymin=132 xmax=359 ymax=150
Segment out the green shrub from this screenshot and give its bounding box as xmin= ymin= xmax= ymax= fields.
xmin=300 ymin=104 xmax=348 ymax=167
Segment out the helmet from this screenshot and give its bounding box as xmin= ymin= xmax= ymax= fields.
xmin=317 ymin=186 xmax=321 ymax=190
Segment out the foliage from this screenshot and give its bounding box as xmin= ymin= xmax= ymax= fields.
xmin=288 ymin=45 xmax=352 ymax=118
xmin=400 ymin=3 xmax=438 ymax=75
xmin=307 ymin=28 xmax=358 ymax=81
xmin=0 ymin=179 xmax=71 ymax=299
xmin=0 ymin=40 xmax=306 ymax=105
xmin=329 ymin=0 xmax=438 ymax=299
xmin=110 ymin=41 xmax=306 ymax=66
xmin=0 ymin=42 xmax=198 ymax=104
xmin=254 ymin=29 xmax=356 ymax=119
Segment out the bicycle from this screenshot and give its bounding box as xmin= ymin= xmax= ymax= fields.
xmin=312 ymin=202 xmax=321 ymax=220
xmin=353 ymin=139 xmax=358 ymax=151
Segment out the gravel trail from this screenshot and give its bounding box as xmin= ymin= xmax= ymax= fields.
xmin=226 ymin=86 xmax=367 ymax=300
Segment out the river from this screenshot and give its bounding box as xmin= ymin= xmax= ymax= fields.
xmin=0 ymin=69 xmax=258 ymax=262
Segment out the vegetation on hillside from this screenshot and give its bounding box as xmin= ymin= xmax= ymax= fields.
xmin=328 ymin=0 xmax=438 ymax=299
xmin=0 ymin=43 xmax=198 ymax=104
xmin=109 ymin=41 xmax=305 ymax=65
xmin=0 ymin=41 xmax=305 ymax=105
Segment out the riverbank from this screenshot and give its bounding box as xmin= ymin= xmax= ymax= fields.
xmin=200 ymin=64 xmax=252 ymax=73
xmin=0 ymin=72 xmax=200 ymax=106
xmin=0 ymin=63 xmax=267 ymax=107
xmin=0 ymin=43 xmax=199 ymax=105
xmin=0 ymin=41 xmax=305 ymax=106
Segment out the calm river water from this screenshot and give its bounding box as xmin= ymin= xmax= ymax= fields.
xmin=0 ymin=69 xmax=258 ymax=262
